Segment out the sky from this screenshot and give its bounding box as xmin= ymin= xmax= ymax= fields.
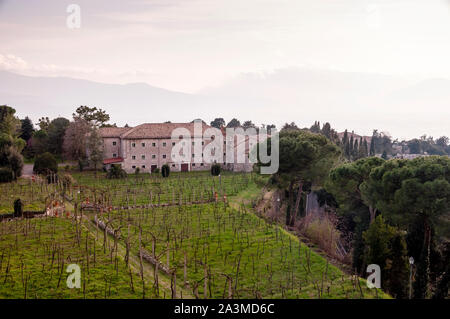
xmin=1 ymin=0 xmax=450 ymax=138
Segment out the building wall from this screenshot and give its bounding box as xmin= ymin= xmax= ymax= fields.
xmin=102 ymin=135 xmax=254 ymax=173
xmin=103 ymin=137 xmax=121 ymax=159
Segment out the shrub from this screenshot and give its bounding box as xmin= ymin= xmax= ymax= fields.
xmin=161 ymin=164 xmax=170 ymax=178
xmin=13 ymin=198 xmax=23 ymax=217
xmin=8 ymin=148 xmax=23 ymax=179
xmin=153 ymin=168 xmax=160 ymax=174
xmin=78 ymin=158 xmax=87 ymax=172
xmin=107 ymin=164 xmax=127 ymax=179
xmin=33 ymin=152 xmax=58 ymax=175
xmin=0 ymin=167 xmax=13 ymax=183
xmin=211 ymin=163 xmax=221 ymax=176
xmin=135 ymin=167 xmax=140 ymax=175
xmin=61 ymin=173 xmax=75 ymax=188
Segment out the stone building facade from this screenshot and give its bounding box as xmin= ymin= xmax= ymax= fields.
xmin=99 ymin=122 xmax=255 ymax=173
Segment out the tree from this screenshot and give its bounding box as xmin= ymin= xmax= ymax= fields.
xmin=29 ymin=130 xmax=49 ymax=155
xmin=266 ymin=124 xmax=276 ymax=133
xmin=387 ymin=232 xmax=409 ymax=299
xmin=349 ymin=132 xmax=354 ymax=158
xmin=107 ymin=164 xmax=127 ymax=179
xmin=33 ymin=152 xmax=58 ymax=174
xmin=310 ymin=121 xmax=321 ymax=133
xmin=272 ymin=130 xmax=341 ymax=225
xmin=47 ymin=117 xmax=70 ymax=156
xmin=363 ymin=215 xmax=409 ymax=297
xmin=19 ymin=117 xmax=34 ymax=142
xmin=360 ymin=139 xmax=368 ymax=159
xmin=321 ymin=122 xmax=331 ymax=139
xmin=0 ymin=167 xmax=13 ymax=183
xmin=362 ymin=156 xmax=450 ymax=297
xmin=226 ymin=118 xmax=241 ymax=128
xmin=327 ymin=157 xmax=385 ymax=223
xmin=0 ymin=105 xmax=20 ymax=136
xmin=0 ymin=105 xmax=24 ymax=179
xmin=211 ymin=163 xmax=221 ymax=176
xmin=13 ymin=198 xmax=23 ymax=218
xmin=353 ymin=138 xmax=359 ymax=159
xmin=37 ymin=117 xmax=50 ymax=131
xmin=369 ymin=139 xmax=375 ymax=156
xmin=161 ymin=164 xmax=170 ymax=178
xmin=87 ymin=127 xmax=104 ymax=173
xmin=281 ymin=122 xmax=298 ymax=132
xmin=242 ymin=120 xmax=256 ymax=129
xmin=436 ymin=136 xmax=449 ymax=148
xmin=7 ymin=148 xmax=23 ymax=180
xmin=63 ymin=118 xmax=91 ymax=161
xmin=210 ymin=118 xmax=225 ymax=129
xmin=73 ymin=106 xmax=110 ymax=127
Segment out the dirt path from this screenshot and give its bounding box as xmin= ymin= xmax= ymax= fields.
xmin=22 ymin=164 xmax=33 ymax=177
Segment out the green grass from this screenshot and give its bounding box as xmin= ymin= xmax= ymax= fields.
xmin=96 ymin=202 xmax=386 ymax=298
xmin=0 ymin=171 xmax=388 ymax=299
xmin=0 ymin=217 xmax=161 ymax=298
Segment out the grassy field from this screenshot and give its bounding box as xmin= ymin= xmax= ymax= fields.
xmin=0 ymin=179 xmax=47 ymax=214
xmin=0 ymin=217 xmax=162 ymax=298
xmin=0 ymin=170 xmax=388 ymax=299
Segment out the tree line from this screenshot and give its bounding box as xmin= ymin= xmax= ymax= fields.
xmin=257 ymin=123 xmax=449 ymax=299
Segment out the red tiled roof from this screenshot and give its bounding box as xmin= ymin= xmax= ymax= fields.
xmin=99 ymin=127 xmax=132 ymax=138
xmin=103 ymin=157 xmax=124 ymax=164
xmin=121 ymin=122 xmax=213 ymax=139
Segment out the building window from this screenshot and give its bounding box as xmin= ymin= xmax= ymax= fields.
xmin=113 ymin=153 xmax=117 ymax=158
xmin=200 ymin=163 xmax=204 ymax=166
xmin=152 ymin=142 xmax=156 ymax=147
xmin=192 ymin=153 xmax=195 ymax=158
xmin=172 ymin=164 xmax=175 ymax=167
xmin=172 ymin=142 xmax=176 ymax=146
xmin=202 ymin=141 xmax=204 ymax=145
xmin=132 ymin=155 xmax=136 ymax=160
xmin=152 ymin=155 xmax=156 ymax=159
xmin=132 ymin=143 xmax=136 ymax=147
xmin=162 ymin=142 xmax=167 ymax=147
xmin=132 ymin=165 xmax=136 ymax=169
xmin=142 ymin=165 xmax=146 ymax=169
xmin=113 ymin=141 xmax=117 ymax=146
xmin=141 ymin=155 xmax=145 ymax=160
xmin=162 ymin=154 xmax=167 ymax=159
xmin=192 ymin=163 xmax=196 ymax=167
xmin=141 ymin=143 xmax=145 ymax=147
xmin=192 ymin=141 xmax=195 ymax=145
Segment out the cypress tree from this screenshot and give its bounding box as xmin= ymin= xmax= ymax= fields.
xmin=363 ymin=139 xmax=369 ymax=158
xmin=369 ymin=139 xmax=375 ymax=156
xmin=353 ymin=139 xmax=359 ymax=159
xmin=343 ymin=130 xmax=350 ymax=158
xmin=387 ymin=233 xmax=409 ymax=299
xmin=349 ymin=132 xmax=354 ymax=157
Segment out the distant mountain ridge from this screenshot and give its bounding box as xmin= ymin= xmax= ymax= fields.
xmin=1 ymin=69 xmax=449 ymax=139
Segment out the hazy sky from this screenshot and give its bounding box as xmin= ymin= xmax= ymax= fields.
xmin=2 ymin=0 xmax=450 ymax=92
xmin=1 ymin=0 xmax=450 ymax=138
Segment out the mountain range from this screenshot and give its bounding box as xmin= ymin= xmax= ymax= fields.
xmin=1 ymin=68 xmax=449 ymax=140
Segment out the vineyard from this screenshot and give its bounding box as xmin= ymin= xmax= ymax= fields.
xmin=0 ymin=171 xmax=387 ymax=299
